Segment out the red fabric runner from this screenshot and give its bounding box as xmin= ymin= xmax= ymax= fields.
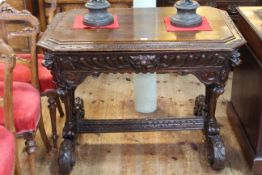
xmin=164 ymin=16 xmax=212 ymax=32
xmin=73 ymin=15 xmax=119 ymax=29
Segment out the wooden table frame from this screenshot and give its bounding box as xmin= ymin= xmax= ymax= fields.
xmin=38 ymin=7 xmax=245 ymax=174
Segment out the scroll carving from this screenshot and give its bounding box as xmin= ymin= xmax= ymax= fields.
xmin=230 ymin=49 xmax=241 ymax=67
xmin=53 ymin=52 xmax=230 ymax=72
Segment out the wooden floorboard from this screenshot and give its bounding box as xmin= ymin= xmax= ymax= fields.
xmin=17 ymin=73 xmax=251 ymax=175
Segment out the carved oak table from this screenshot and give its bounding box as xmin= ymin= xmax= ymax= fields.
xmin=38 ymin=7 xmax=245 ymax=174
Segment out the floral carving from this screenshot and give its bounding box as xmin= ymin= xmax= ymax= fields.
xmin=41 ymin=51 xmax=236 ymax=87
xmin=130 ymin=55 xmax=159 ymax=72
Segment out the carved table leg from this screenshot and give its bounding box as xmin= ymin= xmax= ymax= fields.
xmin=194 ymin=95 xmax=206 ymax=116
xmin=194 ymin=85 xmax=212 ymax=117
xmin=57 ymin=88 xmax=76 ymax=175
xmin=204 ymin=84 xmax=226 ymax=170
xmin=74 ymin=97 xmax=85 ymax=119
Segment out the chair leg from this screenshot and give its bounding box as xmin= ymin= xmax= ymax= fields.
xmin=38 ymin=115 xmax=52 ymax=152
xmin=55 ymin=95 xmax=64 ymax=118
xmin=14 ymin=139 xmax=22 ymax=175
xmin=48 ymin=96 xmax=58 ymax=148
xmin=24 ymin=133 xmax=36 ymax=175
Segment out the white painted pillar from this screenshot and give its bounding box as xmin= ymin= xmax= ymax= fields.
xmin=133 ymin=0 xmax=157 ymax=113
xmin=133 ymin=0 xmax=156 ymax=8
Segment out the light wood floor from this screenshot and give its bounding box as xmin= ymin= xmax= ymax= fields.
xmin=17 ymin=73 xmax=251 ymax=175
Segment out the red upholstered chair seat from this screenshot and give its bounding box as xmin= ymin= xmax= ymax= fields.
xmin=0 ymin=125 xmax=15 ymax=175
xmin=0 ymin=54 xmax=55 ymax=92
xmin=0 ymin=82 xmax=40 ymax=134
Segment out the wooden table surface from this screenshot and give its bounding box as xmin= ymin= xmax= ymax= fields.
xmin=38 ymin=7 xmax=245 ymax=52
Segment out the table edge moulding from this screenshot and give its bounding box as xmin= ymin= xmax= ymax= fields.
xmin=37 ymin=6 xmax=245 ymax=175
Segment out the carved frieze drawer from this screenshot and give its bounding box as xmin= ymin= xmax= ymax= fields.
xmin=45 ymin=51 xmax=232 ymax=73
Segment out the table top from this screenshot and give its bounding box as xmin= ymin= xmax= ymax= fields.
xmin=237 ymin=7 xmax=262 ymax=41
xmin=38 ymin=7 xmax=245 ymax=52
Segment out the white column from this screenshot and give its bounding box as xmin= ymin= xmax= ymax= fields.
xmin=133 ymin=0 xmax=157 ymax=113
xmin=133 ymin=0 xmax=156 ymax=8
xmin=134 ymin=73 xmax=157 ymax=113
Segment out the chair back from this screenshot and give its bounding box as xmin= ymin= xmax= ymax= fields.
xmin=0 ymin=38 xmax=16 ymax=134
xmin=0 ymin=1 xmax=40 ymax=89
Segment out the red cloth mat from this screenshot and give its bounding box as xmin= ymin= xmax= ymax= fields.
xmin=164 ymin=16 xmax=212 ymax=32
xmin=73 ymin=15 xmax=119 ymax=29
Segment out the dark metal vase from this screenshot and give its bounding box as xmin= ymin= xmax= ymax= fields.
xmin=83 ymin=0 xmax=114 ymax=27
xmin=170 ymin=0 xmax=202 ymax=27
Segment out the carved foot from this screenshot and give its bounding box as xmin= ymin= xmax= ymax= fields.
xmin=194 ymin=95 xmax=206 ymax=117
xmin=207 ymin=135 xmax=226 ymax=170
xmin=58 ymin=139 xmax=75 ymax=175
xmin=205 ymin=118 xmax=225 ymax=170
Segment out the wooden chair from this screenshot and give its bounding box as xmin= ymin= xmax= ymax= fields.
xmin=38 ymin=0 xmax=133 ymax=31
xmin=0 ymin=2 xmax=64 ymax=149
xmin=0 ymin=38 xmax=41 ymax=175
xmin=0 ymin=42 xmax=17 ymax=174
xmin=0 ymin=39 xmax=16 ymax=175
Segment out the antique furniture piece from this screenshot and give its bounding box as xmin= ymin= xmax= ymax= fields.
xmin=170 ymin=0 xmax=202 ymax=27
xmin=0 ymin=38 xmax=42 ymax=175
xmin=38 ymin=7 xmax=245 ymax=174
xmin=0 ymin=39 xmax=16 ymax=175
xmin=84 ymin=0 xmax=114 ymax=26
xmin=157 ymin=0 xmax=261 ymax=25
xmin=38 ymin=0 xmax=132 ymax=30
xmin=3 ymin=0 xmax=35 ymax=52
xmin=0 ymin=2 xmax=64 ymax=149
xmin=227 ymin=6 xmax=262 ymax=175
